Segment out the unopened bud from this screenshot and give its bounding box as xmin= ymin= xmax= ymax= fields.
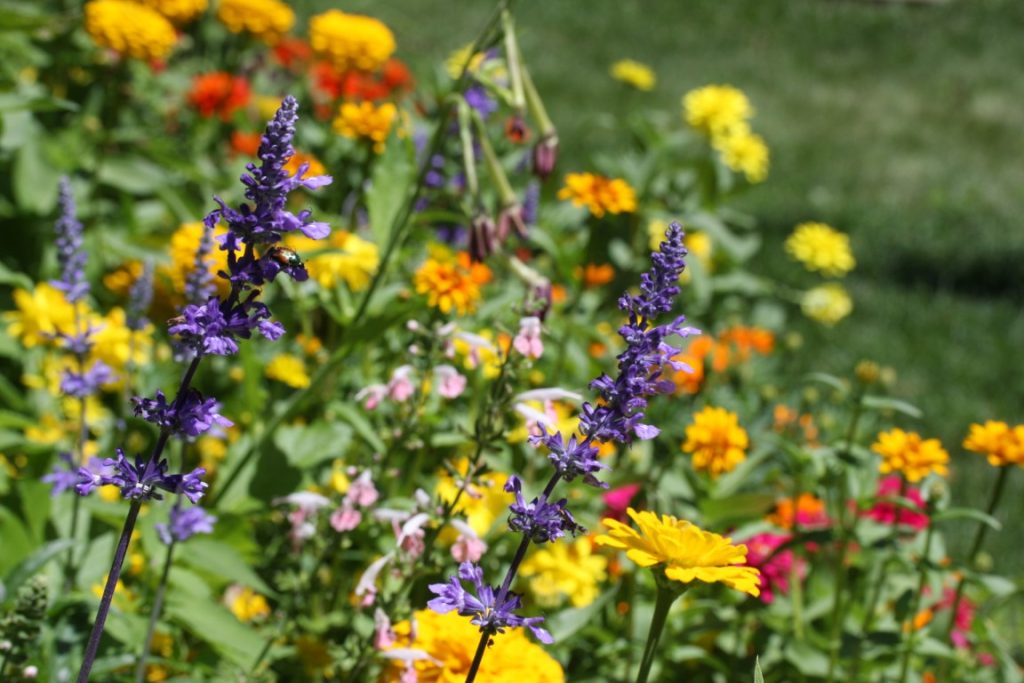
xmin=497 ymin=203 xmax=528 ymax=242
xmin=468 ymin=214 xmax=498 ymax=263
xmin=532 ymin=133 xmax=558 ymax=179
xmin=855 ymin=360 xmax=881 ymax=385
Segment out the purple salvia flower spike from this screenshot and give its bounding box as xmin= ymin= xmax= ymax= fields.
xmin=52 ymin=176 xmax=89 ymax=304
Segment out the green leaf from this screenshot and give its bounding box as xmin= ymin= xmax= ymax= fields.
xmin=803 ymin=372 xmax=848 ymax=394
xmin=700 ymin=492 xmax=776 ymax=528
xmin=862 ymin=395 xmax=923 ymax=419
xmin=932 ymin=507 xmax=1002 ymax=531
xmin=13 ymin=133 xmax=60 ymax=214
xmin=166 ymin=594 xmax=266 ymax=669
xmin=366 ymin=134 xmax=415 ymax=247
xmin=332 ymin=402 xmax=386 ymax=453
xmin=0 ymin=260 xmax=32 ymax=289
xmin=754 ymin=656 xmax=765 ymax=683
xmin=273 ymin=421 xmax=353 ymax=468
xmin=97 ymin=156 xmax=171 ymax=195
xmin=179 ymin=538 xmax=275 ymax=595
xmin=784 ymin=639 xmax=829 ymax=676
xmin=1 ymin=539 xmax=73 ymax=601
xmin=0 ymin=92 xmax=78 ymax=113
xmin=547 ymin=589 xmax=615 ymax=642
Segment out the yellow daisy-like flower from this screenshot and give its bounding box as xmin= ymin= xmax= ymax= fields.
xmin=610 ymin=59 xmax=656 ymax=91
xmin=216 ymin=0 xmax=294 ymax=45
xmin=265 ymin=353 xmax=310 ymax=389
xmin=596 ymin=508 xmax=760 ymax=596
xmin=90 ymin=307 xmax=152 ymax=374
xmin=383 ymin=610 xmax=564 ymax=683
xmin=963 ymin=421 xmax=1024 ymax=467
xmin=872 ymin=428 xmax=949 ymax=482
xmin=285 ymin=230 xmax=379 ymax=292
xmin=435 ymin=459 xmax=508 ymax=538
xmin=224 ymin=585 xmax=270 ymax=622
xmin=801 ymin=283 xmax=853 ymax=326
xmin=332 ymin=101 xmax=398 ymax=154
xmin=445 ymin=43 xmax=487 ymax=79
xmin=785 ymin=222 xmax=856 ymax=277
xmin=3 ymin=283 xmax=78 ymax=348
xmin=309 ymin=9 xmax=396 ymax=73
xmin=413 ymin=251 xmax=492 ymax=316
xmin=713 ymin=123 xmax=769 ymax=183
xmin=520 ymin=537 xmax=608 ymax=608
xmin=84 ymin=0 xmax=177 ymax=61
xmin=558 ymin=172 xmax=637 ymax=218
xmin=683 ymin=406 xmax=749 ymax=478
xmin=683 ymin=84 xmax=753 ymax=138
xmin=138 ymin=0 xmax=207 ymax=24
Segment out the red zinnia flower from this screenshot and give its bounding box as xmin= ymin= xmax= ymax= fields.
xmin=188 ymin=72 xmax=251 ymax=120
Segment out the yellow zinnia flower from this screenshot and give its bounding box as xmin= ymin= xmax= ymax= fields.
xmin=413 ymin=251 xmax=492 ymax=316
xmin=224 ymin=585 xmax=270 ymax=622
xmin=383 ymin=610 xmax=564 ymax=683
xmin=285 ymin=230 xmax=379 ymax=292
xmin=683 ymin=84 xmax=753 ymax=138
xmin=610 ymin=59 xmax=656 ymax=91
xmin=963 ymin=421 xmax=1024 ymax=467
xmin=138 ymin=0 xmax=207 ymax=24
xmin=801 ymin=283 xmax=853 ymax=326
xmin=265 ymin=354 xmax=310 ymax=389
xmin=520 ymin=537 xmax=608 ymax=608
xmin=713 ymin=123 xmax=769 ymax=183
xmin=683 ymin=406 xmax=749 ymax=478
xmin=85 ymin=0 xmax=177 ymax=62
xmin=872 ymin=428 xmax=949 ymax=482
xmin=558 ymin=172 xmax=637 ymax=218
xmin=596 ymin=508 xmax=760 ymax=596
xmin=3 ymin=283 xmax=77 ymax=348
xmin=785 ymin=222 xmax=856 ymax=277
xmin=332 ymin=101 xmax=398 ymax=154
xmin=217 ymin=0 xmax=294 ymax=45
xmin=309 ymin=10 xmax=395 ymax=73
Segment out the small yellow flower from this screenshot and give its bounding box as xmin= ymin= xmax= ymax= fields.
xmin=872 ymin=428 xmax=949 ymax=482
xmin=309 ymin=9 xmax=396 ymax=73
xmin=150 ymin=631 xmax=173 ymax=657
xmin=265 ymin=354 xmax=310 ymax=389
xmin=3 ymin=283 xmax=78 ymax=348
xmin=963 ymin=421 xmax=1024 ymax=467
xmin=435 ymin=459 xmax=508 ymax=538
xmin=217 ymin=0 xmax=294 ymax=45
xmin=91 ymin=578 xmax=135 ymax=606
xmin=683 ymin=406 xmax=749 ymax=478
xmin=198 ymin=435 xmax=228 ymax=474
xmin=91 ymin=307 xmax=152 ymax=374
xmin=285 ymin=230 xmax=380 ymax=292
xmin=785 ymin=222 xmax=856 ymax=277
xmin=558 ymin=172 xmax=637 ymax=218
xmin=330 ymin=460 xmax=350 ymax=495
xmin=138 ymin=0 xmax=207 ymax=24
xmin=683 ymin=84 xmax=753 ymax=138
xmin=98 ymin=485 xmax=122 ymax=503
xmin=85 ymin=0 xmax=177 ymax=61
xmin=225 ymin=585 xmax=270 ymax=622
xmin=333 ymin=101 xmax=398 ymax=153
xmin=413 ymin=251 xmax=492 ymax=316
xmin=520 ymin=537 xmax=608 ymax=608
xmin=596 ymin=508 xmax=760 ymax=596
xmin=24 ymin=414 xmax=64 ymax=445
xmin=610 ymin=59 xmax=656 ymax=91
xmin=713 ymin=123 xmax=769 ymax=183
xmin=801 ymin=283 xmax=853 ymax=326
xmin=445 ymin=43 xmax=486 ymax=79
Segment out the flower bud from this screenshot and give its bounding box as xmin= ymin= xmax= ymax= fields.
xmin=532 ymin=133 xmax=558 ymax=179
xmin=468 ymin=213 xmax=498 ymax=263
xmin=497 ymin=203 xmax=528 ymax=242
xmin=855 ymin=360 xmax=881 ymax=385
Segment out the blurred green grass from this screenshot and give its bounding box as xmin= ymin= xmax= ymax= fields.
xmin=318 ymin=0 xmax=1024 ymax=565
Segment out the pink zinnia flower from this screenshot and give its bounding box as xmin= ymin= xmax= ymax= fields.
xmin=745 ymin=532 xmax=804 ymax=604
xmin=864 ymin=475 xmax=929 ymax=531
xmin=601 ymin=483 xmax=640 ymax=522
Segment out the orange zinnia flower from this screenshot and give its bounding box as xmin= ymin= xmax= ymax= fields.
xmin=188 ymin=72 xmax=250 ymax=120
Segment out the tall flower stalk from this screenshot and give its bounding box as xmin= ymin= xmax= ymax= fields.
xmin=428 ymin=223 xmax=695 ymax=681
xmin=73 ymin=95 xmax=331 ymax=682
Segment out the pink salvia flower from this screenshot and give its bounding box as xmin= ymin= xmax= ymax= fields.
xmin=373 ymin=608 xmax=397 ymax=649
xmin=357 ymin=384 xmax=388 ymax=410
xmin=330 ymin=505 xmax=361 ymax=532
xmin=433 ymin=364 xmax=467 ymax=399
xmin=513 ymin=316 xmax=544 ymax=359
xmin=452 ymin=534 xmax=488 ymax=563
xmin=348 ymin=470 xmax=380 ymax=507
xmin=387 ymin=365 xmax=416 ymax=402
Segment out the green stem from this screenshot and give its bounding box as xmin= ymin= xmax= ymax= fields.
xmin=635 ymin=582 xmax=681 ymax=683
xmin=134 ymin=541 xmax=176 ymax=683
xmin=897 ymin=518 xmax=936 ymax=683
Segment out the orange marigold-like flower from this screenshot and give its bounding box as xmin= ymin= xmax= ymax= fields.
xmin=596 ymin=508 xmax=760 ymax=596
xmin=332 ymin=101 xmax=398 ymax=153
xmin=272 ymin=37 xmax=312 ymax=70
xmin=872 ymin=428 xmax=949 ymax=483
xmin=767 ymin=493 xmax=829 ymax=530
xmin=216 ymin=0 xmax=294 ymax=45
xmin=719 ymin=325 xmax=775 ymax=358
xmin=683 ymin=406 xmax=749 ymax=477
xmin=578 ymin=263 xmax=615 ymax=288
xmin=84 ymin=0 xmax=177 ymax=62
xmin=230 ymin=130 xmax=262 ymax=156
xmin=558 ymin=173 xmax=637 ymax=218
xmin=309 ymin=9 xmax=396 ymax=73
xmin=963 ymin=421 xmax=1024 ymax=467
xmin=187 ymin=72 xmax=250 ymax=120
xmin=413 ymin=252 xmax=492 ymax=316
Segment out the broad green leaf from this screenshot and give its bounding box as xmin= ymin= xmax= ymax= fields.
xmin=0 ymin=260 xmax=32 ymax=289
xmin=366 ymin=133 xmax=415 ymax=246
xmin=1 ymin=539 xmax=73 ymax=600
xmin=180 ymin=538 xmax=275 ymax=595
xmin=273 ymin=421 xmax=353 ymax=468
xmin=932 ymin=507 xmax=1001 ymax=530
xmin=862 ymin=395 xmax=923 ymax=419
xmin=803 ymin=372 xmax=848 ymax=394
xmin=13 ymin=133 xmax=60 ymax=214
xmin=166 ymin=594 xmax=265 ymax=669
xmin=547 ymin=589 xmax=615 ymax=642
xmin=97 ymin=156 xmax=171 ymax=195
xmin=332 ymin=402 xmax=387 ymax=453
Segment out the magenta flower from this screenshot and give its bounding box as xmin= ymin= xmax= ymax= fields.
xmin=863 ymin=475 xmax=929 ymax=531
xmin=745 ymin=532 xmax=804 ymax=604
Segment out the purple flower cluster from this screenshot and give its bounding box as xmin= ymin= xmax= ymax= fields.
xmin=428 ymin=562 xmax=552 ymax=644
xmin=60 ymin=361 xmax=114 ymax=399
xmin=127 ymin=261 xmax=154 ymax=331
xmin=133 ymin=389 xmax=233 ymax=438
xmin=52 ymin=177 xmax=88 ymax=304
xmin=430 ymin=224 xmax=694 ymax=654
xmin=75 ymin=449 xmax=207 ymax=503
xmin=184 ymin=226 xmax=215 ymax=306
xmin=157 ymin=504 xmax=216 ymax=545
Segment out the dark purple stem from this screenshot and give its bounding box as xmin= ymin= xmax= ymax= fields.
xmin=75 ymin=355 xmax=202 ymax=682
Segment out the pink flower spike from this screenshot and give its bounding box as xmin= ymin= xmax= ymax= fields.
xmin=513 ymin=316 xmax=544 ymax=359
